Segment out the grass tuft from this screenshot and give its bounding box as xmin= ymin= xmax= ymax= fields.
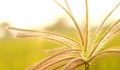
xmin=2 ymin=0 xmax=120 ymax=70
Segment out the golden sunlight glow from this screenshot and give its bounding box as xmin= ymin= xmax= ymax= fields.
xmin=0 ymin=0 xmax=120 ymax=29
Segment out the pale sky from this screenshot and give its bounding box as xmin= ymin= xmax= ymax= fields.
xmin=0 ymin=0 xmax=120 ymax=29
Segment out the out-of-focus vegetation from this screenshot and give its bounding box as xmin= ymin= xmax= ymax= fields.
xmin=0 ymin=21 xmax=120 ymax=70
xmin=0 ymin=37 xmax=62 ymax=70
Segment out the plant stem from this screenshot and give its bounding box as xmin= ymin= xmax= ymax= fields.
xmin=64 ymin=0 xmax=84 ymax=46
xmin=85 ymin=62 xmax=89 ymax=70
xmin=54 ymin=0 xmax=84 ymax=46
xmin=89 ymin=19 xmax=120 ymax=57
xmin=85 ymin=0 xmax=89 ymax=52
xmin=89 ymin=2 xmax=120 ymax=53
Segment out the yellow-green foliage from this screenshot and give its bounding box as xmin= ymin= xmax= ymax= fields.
xmin=0 ymin=31 xmax=119 ymax=70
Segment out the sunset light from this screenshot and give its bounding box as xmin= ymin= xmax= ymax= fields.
xmin=0 ymin=0 xmax=120 ymax=29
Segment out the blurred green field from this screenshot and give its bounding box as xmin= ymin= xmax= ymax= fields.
xmin=0 ymin=33 xmax=120 ymax=70
xmin=0 ymin=24 xmax=120 ymax=70
xmin=0 ymin=37 xmax=62 ymax=70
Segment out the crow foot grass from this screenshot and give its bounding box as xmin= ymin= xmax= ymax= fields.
xmin=1 ymin=0 xmax=120 ymax=70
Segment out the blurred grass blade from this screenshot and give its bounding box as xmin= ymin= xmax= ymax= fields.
xmin=27 ymin=50 xmax=80 ymax=70
xmin=63 ymin=57 xmax=85 ymax=70
xmin=7 ymin=26 xmax=80 ymax=49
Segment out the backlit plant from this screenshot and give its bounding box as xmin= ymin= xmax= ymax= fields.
xmin=3 ymin=0 xmax=120 ymax=70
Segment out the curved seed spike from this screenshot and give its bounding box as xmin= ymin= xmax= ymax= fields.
xmin=40 ymin=57 xmax=75 ymax=70
xmin=53 ymin=64 xmax=66 ymax=70
xmin=93 ymin=26 xmax=120 ymax=52
xmin=63 ymin=57 xmax=85 ymax=70
xmin=45 ymin=46 xmax=71 ymax=54
xmin=54 ymin=0 xmax=84 ymax=46
xmin=7 ymin=26 xmax=80 ymax=49
xmin=89 ymin=2 xmax=120 ymax=51
xmin=111 ymin=28 xmax=120 ymax=35
xmin=27 ymin=50 xmax=80 ymax=70
xmin=89 ymin=49 xmax=120 ymax=62
xmin=28 ymin=57 xmax=75 ymax=70
xmin=98 ymin=2 xmax=120 ymax=30
xmin=17 ymin=34 xmax=79 ymax=49
xmin=64 ymin=0 xmax=72 ymax=13
xmin=89 ymin=19 xmax=120 ymax=57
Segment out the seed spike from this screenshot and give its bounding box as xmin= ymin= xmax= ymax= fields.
xmin=54 ymin=0 xmax=84 ymax=46
xmin=89 ymin=19 xmax=120 ymax=57
xmin=89 ymin=2 xmax=120 ymax=51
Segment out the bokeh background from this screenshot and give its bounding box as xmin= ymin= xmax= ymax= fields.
xmin=0 ymin=21 xmax=120 ymax=70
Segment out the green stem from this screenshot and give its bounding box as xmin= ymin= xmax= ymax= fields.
xmin=85 ymin=62 xmax=89 ymax=70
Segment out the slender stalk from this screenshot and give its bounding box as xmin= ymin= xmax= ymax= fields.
xmin=7 ymin=26 xmax=81 ymax=49
xmin=63 ymin=57 xmax=85 ymax=70
xmin=93 ymin=22 xmax=120 ymax=51
xmin=64 ymin=0 xmax=72 ymax=13
xmin=89 ymin=19 xmax=120 ymax=57
xmin=54 ymin=0 xmax=84 ymax=46
xmin=97 ymin=2 xmax=120 ymax=31
xmin=88 ymin=49 xmax=120 ymax=62
xmin=53 ymin=64 xmax=66 ymax=70
xmin=85 ymin=62 xmax=89 ymax=70
xmin=89 ymin=2 xmax=120 ymax=50
xmin=85 ymin=0 xmax=89 ymax=52
xmin=40 ymin=57 xmax=75 ymax=70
